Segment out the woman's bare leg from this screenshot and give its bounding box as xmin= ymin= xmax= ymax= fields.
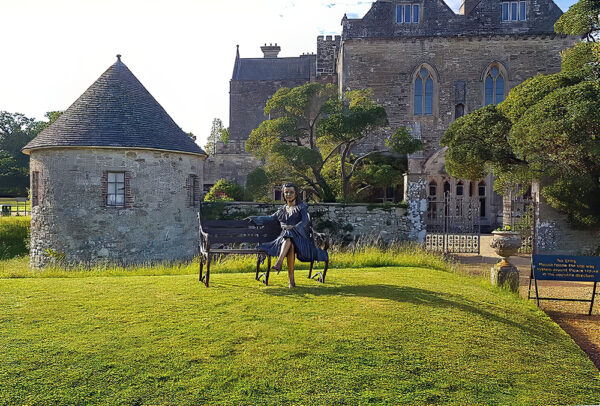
xmin=274 ymin=238 xmax=292 ymax=270
xmin=287 ymin=244 xmax=296 ymax=288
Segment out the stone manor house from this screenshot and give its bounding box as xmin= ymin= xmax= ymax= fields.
xmin=206 ymin=0 xmax=575 ymax=230
xmin=23 ymin=0 xmax=577 ymax=266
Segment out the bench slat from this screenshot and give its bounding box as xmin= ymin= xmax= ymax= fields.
xmin=203 ymin=228 xmax=270 ymax=235
xmin=203 ymin=220 xmax=250 ymax=228
xmin=209 ymin=249 xmax=265 ymax=255
xmin=209 ymin=236 xmax=276 ymax=244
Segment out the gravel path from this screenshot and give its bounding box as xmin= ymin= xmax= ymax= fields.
xmin=454 ymin=235 xmax=600 ymax=370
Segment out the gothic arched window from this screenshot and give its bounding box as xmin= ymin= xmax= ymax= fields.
xmin=414 ymin=66 xmax=435 ymax=115
xmin=455 ymin=103 xmax=465 ymax=119
xmin=484 ymin=63 xmax=506 ymax=106
xmin=443 ymin=181 xmax=451 ymax=196
xmin=456 ymin=181 xmax=464 ymax=196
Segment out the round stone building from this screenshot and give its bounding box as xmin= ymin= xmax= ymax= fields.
xmin=22 ymin=56 xmax=206 ymax=267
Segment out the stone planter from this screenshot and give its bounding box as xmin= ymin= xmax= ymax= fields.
xmin=490 ymin=230 xmax=523 ymax=292
xmin=490 ymin=231 xmax=522 ymax=259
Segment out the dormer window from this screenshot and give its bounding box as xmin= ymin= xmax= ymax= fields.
xmin=502 ymin=1 xmax=526 ymax=21
xmin=396 ymin=4 xmax=420 ymax=23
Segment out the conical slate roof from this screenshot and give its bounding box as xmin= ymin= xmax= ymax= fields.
xmin=23 ymin=56 xmax=204 ymax=156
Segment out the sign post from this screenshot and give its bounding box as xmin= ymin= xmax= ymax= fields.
xmin=529 ymin=255 xmax=600 ymax=315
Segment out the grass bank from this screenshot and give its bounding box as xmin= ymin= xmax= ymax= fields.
xmin=1 ymin=266 xmax=599 ymax=404
xmin=0 ymin=216 xmax=29 ymax=259
xmin=0 ymin=244 xmax=455 ymax=279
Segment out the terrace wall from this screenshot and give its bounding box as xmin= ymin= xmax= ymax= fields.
xmin=202 ymin=202 xmax=423 ymax=244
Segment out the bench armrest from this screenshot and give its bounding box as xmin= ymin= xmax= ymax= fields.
xmin=199 ymin=226 xmax=210 ymax=255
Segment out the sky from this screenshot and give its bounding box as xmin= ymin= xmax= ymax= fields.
xmin=0 ymin=0 xmax=577 ymax=148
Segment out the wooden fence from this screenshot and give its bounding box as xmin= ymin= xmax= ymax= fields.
xmin=0 ymin=198 xmax=31 ymax=216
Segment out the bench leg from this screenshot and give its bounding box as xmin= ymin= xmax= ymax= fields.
xmin=322 ymin=261 xmax=329 ymax=283
xmin=265 ymin=256 xmax=271 ymax=286
xmin=199 ymin=255 xmax=204 ymax=282
xmin=204 ymin=254 xmax=211 ymax=288
xmin=255 ymin=255 xmax=261 ymax=281
xmin=308 ymin=261 xmax=314 ymax=279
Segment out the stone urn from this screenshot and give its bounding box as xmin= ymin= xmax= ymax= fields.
xmin=489 ymin=230 xmax=523 ymax=292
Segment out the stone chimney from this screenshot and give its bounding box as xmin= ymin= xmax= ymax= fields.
xmin=261 ymin=43 xmax=281 ymax=58
xmin=459 ymin=0 xmax=478 ymax=15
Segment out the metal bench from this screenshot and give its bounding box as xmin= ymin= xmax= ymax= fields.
xmin=198 ymin=217 xmax=329 ymax=287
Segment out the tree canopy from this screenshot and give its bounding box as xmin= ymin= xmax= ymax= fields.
xmin=246 ymin=83 xmax=421 ymax=202
xmin=0 ymin=111 xmax=62 ymax=196
xmin=441 ymin=16 xmax=600 ymax=227
xmin=205 ymin=118 xmax=229 ymax=155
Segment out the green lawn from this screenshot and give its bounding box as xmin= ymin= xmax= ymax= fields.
xmin=1 ymin=264 xmax=599 ymax=405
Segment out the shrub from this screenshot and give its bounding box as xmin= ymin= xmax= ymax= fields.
xmin=204 ymin=179 xmax=244 ymax=202
xmin=0 ymin=216 xmax=30 ymax=259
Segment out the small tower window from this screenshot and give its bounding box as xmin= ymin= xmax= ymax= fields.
xmin=102 ymin=171 xmax=131 ymax=208
xmin=187 ymin=174 xmax=201 ymax=208
xmin=107 ymin=172 xmax=125 ymax=206
xmin=31 ymin=171 xmax=40 ymax=207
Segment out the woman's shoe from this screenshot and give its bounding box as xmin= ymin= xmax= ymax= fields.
xmin=271 ymin=264 xmax=282 ymax=274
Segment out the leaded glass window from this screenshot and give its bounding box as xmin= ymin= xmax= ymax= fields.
xmin=414 ymin=66 xmax=434 ymax=116
xmin=484 ymin=64 xmax=506 ymax=105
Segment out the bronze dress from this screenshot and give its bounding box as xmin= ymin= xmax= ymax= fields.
xmin=252 ymin=202 xmax=328 ymax=263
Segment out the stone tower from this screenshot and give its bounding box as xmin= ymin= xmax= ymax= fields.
xmin=22 ymin=56 xmax=207 ymax=267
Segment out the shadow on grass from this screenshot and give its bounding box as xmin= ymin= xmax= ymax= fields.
xmin=264 ymin=283 xmax=565 ymax=344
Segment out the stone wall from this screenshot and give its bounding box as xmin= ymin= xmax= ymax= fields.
xmin=339 ymin=35 xmax=575 ymax=165
xmin=533 ymin=182 xmax=600 ymax=256
xmin=316 ymin=35 xmax=341 ymax=78
xmin=29 ymin=148 xmax=204 ymax=267
xmin=202 ymin=201 xmax=423 ymax=244
xmin=203 ymin=152 xmax=262 ymax=188
xmin=229 ymin=78 xmax=311 ymax=148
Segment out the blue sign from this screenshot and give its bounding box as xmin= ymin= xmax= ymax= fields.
xmin=533 ymin=255 xmax=600 ymax=282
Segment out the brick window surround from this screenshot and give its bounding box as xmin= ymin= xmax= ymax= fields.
xmin=31 ymin=171 xmax=40 ymax=207
xmin=101 ymin=171 xmax=133 ymax=208
xmin=186 ymin=174 xmax=201 ymax=208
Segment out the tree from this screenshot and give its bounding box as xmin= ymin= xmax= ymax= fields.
xmin=319 ymin=89 xmax=388 ymax=199
xmin=245 ymin=167 xmax=270 ymax=201
xmin=205 ymin=118 xmax=228 ymax=155
xmin=554 ymin=0 xmax=600 ymax=41
xmin=204 ymin=179 xmax=245 ymax=202
xmin=246 ymin=83 xmax=422 ymax=202
xmin=246 ymin=83 xmax=338 ymax=202
xmin=441 ymin=14 xmax=600 ymax=227
xmin=352 ymin=153 xmax=406 ymax=202
xmin=0 ymin=111 xmax=63 ymax=197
